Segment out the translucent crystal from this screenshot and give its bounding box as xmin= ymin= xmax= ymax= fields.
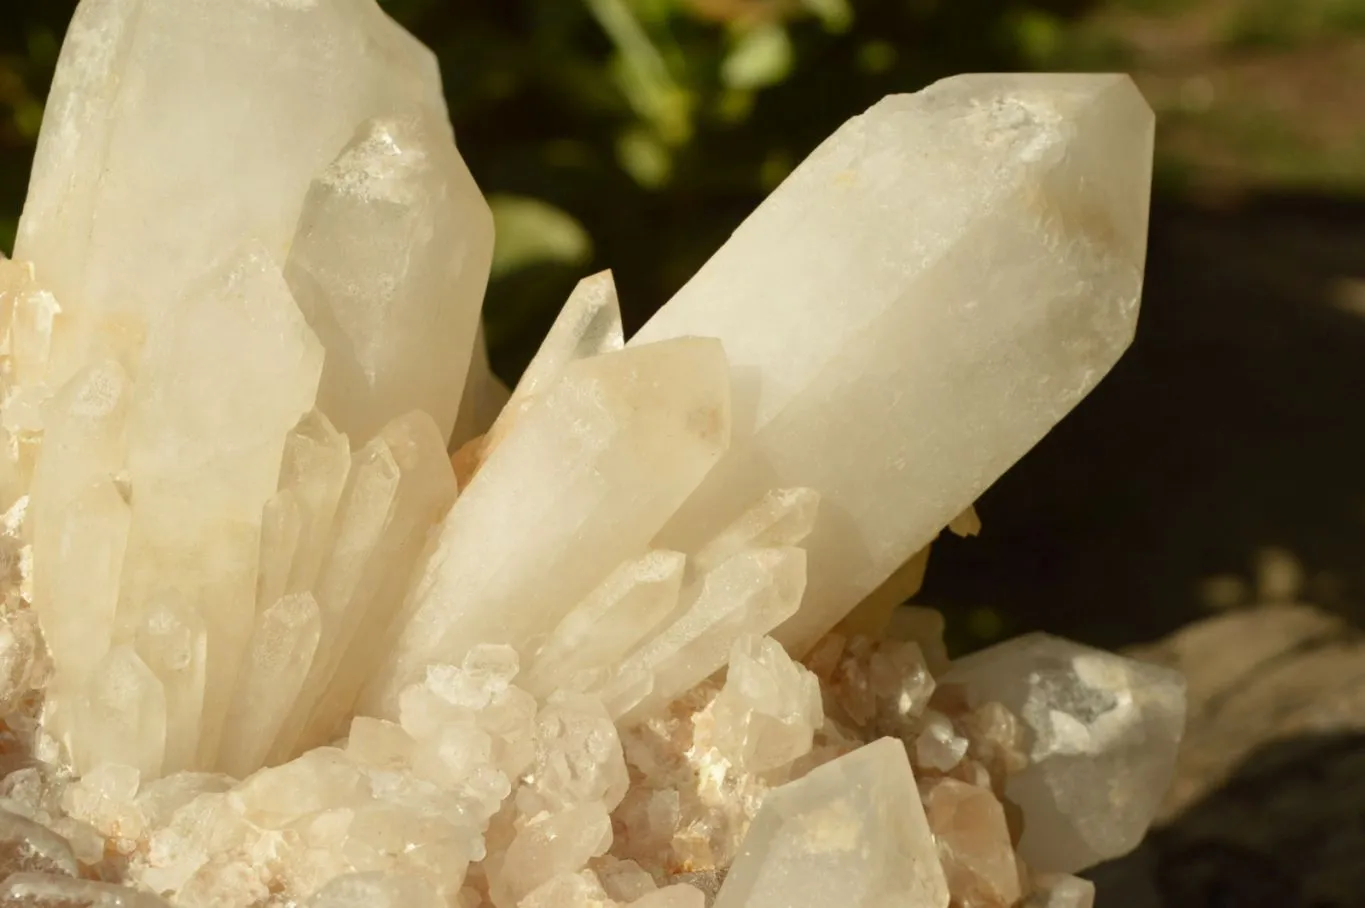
xmin=914 ymin=711 xmax=968 ymax=773
xmin=296 ymin=411 xmax=459 ymax=750
xmin=488 ymin=269 xmax=624 ymax=450
xmin=284 ymin=114 xmax=493 ymax=443
xmin=18 ymin=0 xmax=447 ymax=384
xmin=942 ymin=632 xmax=1187 ymax=873
xmin=692 ymin=488 xmax=820 ymax=575
xmin=0 ymin=807 xmax=78 ymax=877
xmin=31 ymin=476 xmax=129 ymax=682
xmin=71 ymin=646 xmax=166 ymax=777
xmin=920 ymin=777 xmax=1022 ymax=908
xmin=517 ymin=694 xmax=628 ymax=816
xmin=218 ymin=593 xmax=322 ymax=777
xmin=523 ymin=551 xmax=685 ymax=698
xmin=703 ymin=635 xmax=823 ymax=774
xmin=712 ymin=737 xmax=948 ymax=908
xmin=630 ymin=886 xmax=706 ymax=908
xmin=230 ymin=747 xmax=364 ymax=830
xmin=306 ymin=872 xmax=445 ymax=908
xmin=0 ymin=258 xmax=58 ymax=397
xmin=634 ymin=74 xmax=1153 ymax=654
xmin=0 ymin=872 xmax=173 ymax=907
xmin=60 ymin=763 xmax=142 ymax=843
xmin=27 ymin=359 xmax=130 ymax=545
xmin=277 ymin=411 xmax=352 ymax=597
xmin=518 ymin=870 xmax=611 ymax=908
xmin=132 ymin=599 xmax=207 ymax=774
xmin=615 ymin=547 xmax=807 ymax=721
xmin=365 ymin=338 xmax=731 ymax=718
xmin=596 ymin=856 xmax=657 ymax=902
xmin=117 ymin=244 xmax=323 ymax=769
xmin=265 ymin=436 xmax=400 ymax=762
xmin=489 ymin=803 xmax=613 ymax=908
xmin=886 ymin=606 xmax=951 ymax=677
xmin=1024 ymin=874 xmax=1096 ymax=908
xmin=255 ymin=492 xmax=303 ymax=617
xmin=133 ymin=772 xmax=233 ymax=830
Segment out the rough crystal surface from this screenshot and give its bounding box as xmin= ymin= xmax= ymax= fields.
xmin=942 ymin=632 xmax=1187 ymax=873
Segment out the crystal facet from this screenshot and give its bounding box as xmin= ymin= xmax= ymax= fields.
xmin=712 ymin=737 xmax=949 ymax=908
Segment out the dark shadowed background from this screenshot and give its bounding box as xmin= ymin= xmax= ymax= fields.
xmin=3 ymin=0 xmax=1364 ymax=667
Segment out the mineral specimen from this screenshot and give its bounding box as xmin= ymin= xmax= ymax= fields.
xmin=0 ymin=0 xmax=1183 ymax=906
xmin=941 ymin=633 xmax=1188 ymax=874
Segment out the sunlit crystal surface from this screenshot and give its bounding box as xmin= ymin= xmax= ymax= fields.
xmin=634 ymin=74 xmax=1154 ymax=654
xmin=712 ymin=737 xmax=949 ymax=908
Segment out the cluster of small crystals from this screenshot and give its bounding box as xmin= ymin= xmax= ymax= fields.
xmin=0 ymin=593 xmax=1184 ymax=908
xmin=0 ymin=0 xmax=1186 ymax=905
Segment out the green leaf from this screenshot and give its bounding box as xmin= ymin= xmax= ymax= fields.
xmin=488 ymin=195 xmax=593 ymax=279
xmin=801 ymin=0 xmax=853 ymax=33
xmin=616 ymin=127 xmax=672 ymax=188
xmin=722 ymin=23 xmax=793 ymax=91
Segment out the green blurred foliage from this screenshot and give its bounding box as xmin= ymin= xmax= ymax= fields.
xmin=0 ymin=0 xmax=1096 ymax=380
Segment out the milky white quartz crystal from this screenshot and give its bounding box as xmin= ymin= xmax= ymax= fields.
xmin=284 ymin=113 xmax=493 ymax=443
xmin=16 ymin=0 xmax=469 ymax=402
xmin=0 ymin=0 xmax=1184 ymax=904
xmin=633 ymin=74 xmax=1154 ymax=655
xmin=712 ymin=737 xmax=949 ymax=908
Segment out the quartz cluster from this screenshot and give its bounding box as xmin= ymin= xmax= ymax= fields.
xmin=0 ymin=1 xmax=1184 ymax=906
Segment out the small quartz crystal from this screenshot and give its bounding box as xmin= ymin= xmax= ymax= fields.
xmin=942 ymin=632 xmax=1187 ymax=873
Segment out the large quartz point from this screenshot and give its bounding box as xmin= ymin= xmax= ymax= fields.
xmin=712 ymin=737 xmax=949 ymax=908
xmin=284 ymin=114 xmax=493 ymax=443
xmin=16 ymin=0 xmax=448 ymax=385
xmin=362 ymin=338 xmax=731 ymax=717
xmin=941 ymin=632 xmax=1187 ymax=873
xmin=632 ymin=73 xmax=1154 ymax=653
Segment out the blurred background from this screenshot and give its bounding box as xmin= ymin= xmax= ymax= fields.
xmin=3 ymin=0 xmax=1365 ymax=657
